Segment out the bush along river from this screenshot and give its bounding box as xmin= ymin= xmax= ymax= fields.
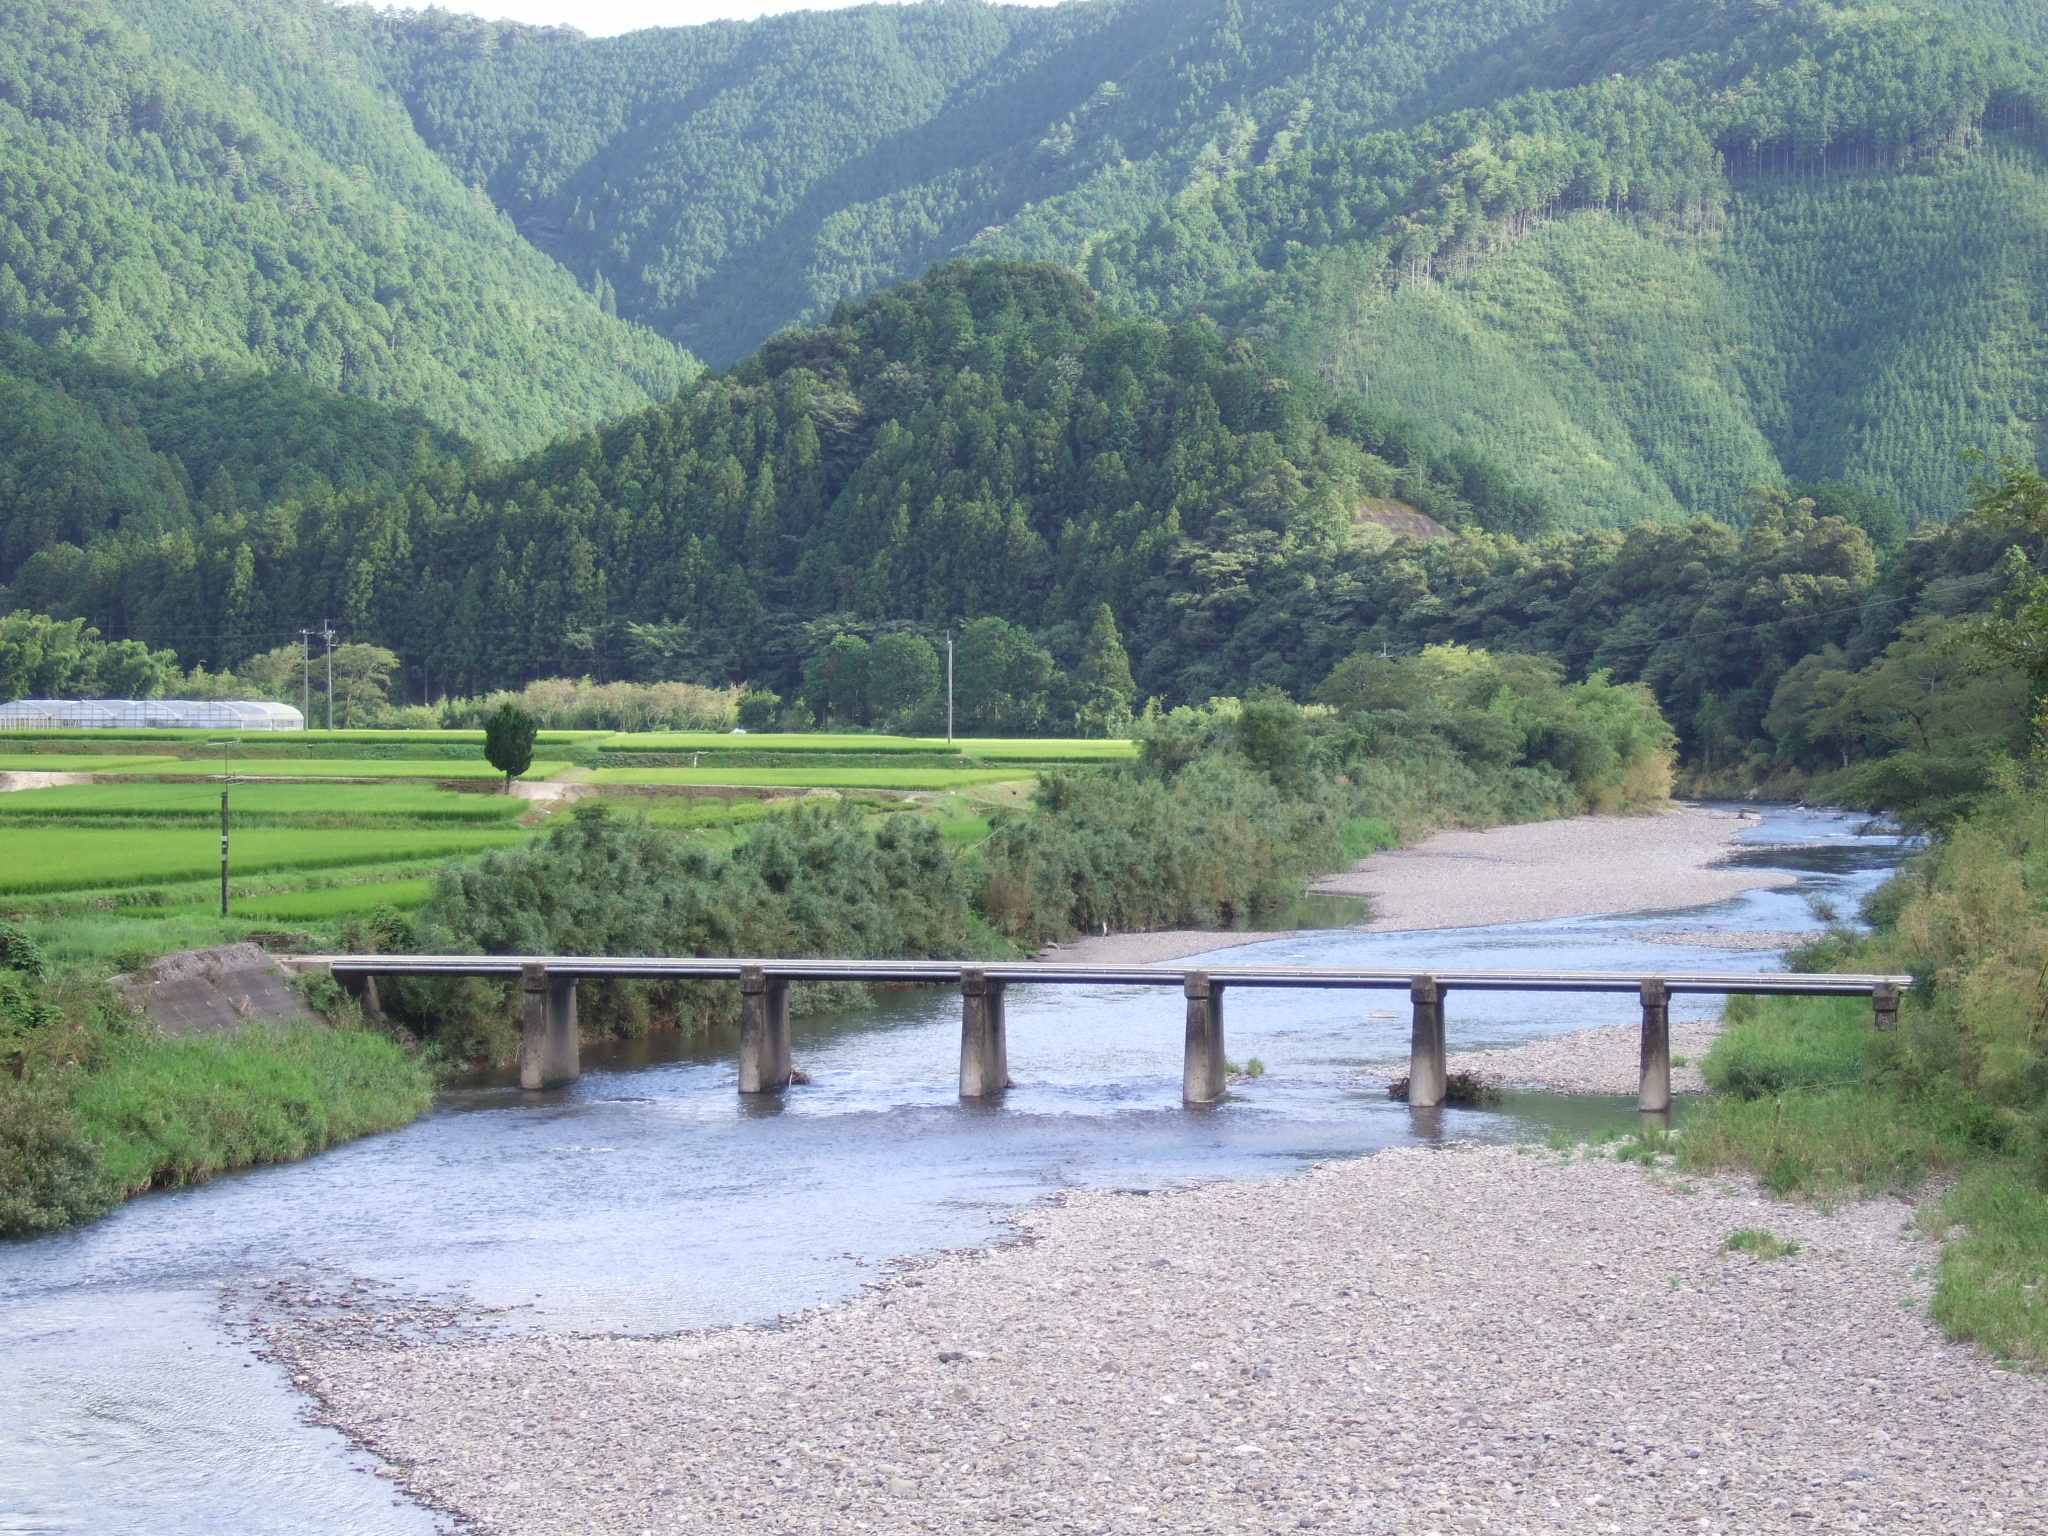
xmin=0 ymin=806 xmax=1907 ymax=1534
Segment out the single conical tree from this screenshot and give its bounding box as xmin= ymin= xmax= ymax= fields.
xmin=1075 ymin=603 xmax=1136 ymax=735
xmin=483 ymin=702 xmax=539 ymax=793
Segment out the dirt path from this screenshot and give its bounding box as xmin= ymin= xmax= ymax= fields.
xmin=0 ymin=770 xmax=92 ymax=792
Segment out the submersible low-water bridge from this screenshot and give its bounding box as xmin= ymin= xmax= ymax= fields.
xmin=289 ymin=955 xmax=1909 ymax=1114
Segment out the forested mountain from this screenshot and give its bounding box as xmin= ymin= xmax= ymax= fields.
xmin=2 ymin=0 xmax=2044 ymax=525
xmin=8 ymin=259 xmax=2027 ymax=790
xmin=0 ymin=0 xmax=691 ymax=453
xmin=0 ymin=0 xmax=2044 ymax=772
xmin=342 ymin=0 xmax=2048 ymax=527
xmin=0 ymin=334 xmax=465 ymax=579
xmin=3 ymin=263 xmax=1539 ymax=694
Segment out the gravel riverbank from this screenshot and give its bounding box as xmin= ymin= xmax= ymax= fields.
xmin=276 ymin=1144 xmax=2044 ymax=1536
xmin=1426 ymin=1018 xmax=1725 ymax=1096
xmin=1045 ymin=805 xmax=1789 ymax=965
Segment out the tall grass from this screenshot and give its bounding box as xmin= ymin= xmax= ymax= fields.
xmin=0 ymin=932 xmax=435 ymax=1235
xmin=73 ymin=1024 xmax=432 ymax=1199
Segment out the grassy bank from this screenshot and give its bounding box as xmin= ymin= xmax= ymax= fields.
xmin=1677 ymin=792 xmax=2048 ymax=1366
xmin=0 ymin=935 xmax=433 ymax=1236
xmin=75 ymin=1024 xmax=433 ymax=1201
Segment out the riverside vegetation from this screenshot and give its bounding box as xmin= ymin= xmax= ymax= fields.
xmin=0 ymin=928 xmax=430 ymax=1234
xmin=1663 ymin=465 xmax=2048 ymax=1365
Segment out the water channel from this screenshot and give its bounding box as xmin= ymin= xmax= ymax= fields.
xmin=0 ymin=806 xmax=1908 ymax=1534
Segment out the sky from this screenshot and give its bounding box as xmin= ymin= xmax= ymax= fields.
xmin=432 ymin=0 xmax=1067 ymax=39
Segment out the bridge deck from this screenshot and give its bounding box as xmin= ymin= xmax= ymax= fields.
xmin=294 ymin=953 xmax=1909 ymax=997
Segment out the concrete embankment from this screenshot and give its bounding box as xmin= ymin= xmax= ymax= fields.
xmin=118 ymin=942 xmax=325 ymax=1035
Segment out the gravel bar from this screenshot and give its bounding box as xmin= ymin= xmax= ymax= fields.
xmin=1316 ymin=806 xmax=1793 ymax=932
xmin=1048 ymin=806 xmax=1789 ymax=963
xmin=1413 ymin=1019 xmax=1728 ymax=1096
xmin=275 ymin=1145 xmax=2045 ymax=1535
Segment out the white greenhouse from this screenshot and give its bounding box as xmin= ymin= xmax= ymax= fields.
xmin=0 ymin=699 xmax=306 ymax=730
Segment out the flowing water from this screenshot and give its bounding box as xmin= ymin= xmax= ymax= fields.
xmin=0 ymin=807 xmax=1908 ymax=1534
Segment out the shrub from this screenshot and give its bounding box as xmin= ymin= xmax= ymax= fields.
xmin=398 ymin=801 xmax=983 ymax=1058
xmin=0 ymin=1076 xmax=107 ymax=1234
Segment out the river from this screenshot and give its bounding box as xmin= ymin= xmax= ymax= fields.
xmin=0 ymin=806 xmax=1907 ymax=1534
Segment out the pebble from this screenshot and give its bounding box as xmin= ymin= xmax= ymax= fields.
xmin=265 ymin=1145 xmax=2048 ymax=1535
xmin=1396 ymin=1018 xmax=1731 ymax=1096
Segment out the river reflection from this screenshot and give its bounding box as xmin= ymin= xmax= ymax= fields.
xmin=0 ymin=806 xmax=1906 ymax=1534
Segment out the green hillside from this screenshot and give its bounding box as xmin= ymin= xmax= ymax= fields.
xmin=361 ymin=0 xmax=1596 ymax=365
xmin=2 ymin=262 xmax=1537 ymax=689
xmin=329 ymin=0 xmax=2048 ymax=527
xmin=0 ymin=332 xmax=468 ymax=578
xmin=1087 ymin=1 xmax=2048 ymax=526
xmin=2 ymin=0 xmax=2043 ymax=532
xmin=0 ymin=0 xmax=692 ymax=453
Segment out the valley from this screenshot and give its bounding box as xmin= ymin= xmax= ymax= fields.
xmin=2 ymin=0 xmax=2048 ymax=1529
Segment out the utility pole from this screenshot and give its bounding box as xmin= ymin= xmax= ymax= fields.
xmin=946 ymin=629 xmax=955 ymax=744
xmin=320 ymin=618 xmax=338 ymax=730
xmin=211 ymin=739 xmax=238 ymax=917
xmin=298 ymin=627 xmax=315 ymax=720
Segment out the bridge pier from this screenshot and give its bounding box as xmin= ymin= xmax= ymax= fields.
xmin=1408 ymin=975 xmax=1446 ymax=1108
xmin=518 ymin=964 xmax=579 ymax=1089
xmin=1183 ymin=972 xmax=1226 ymax=1105
xmin=959 ymin=968 xmax=1009 ymax=1097
xmin=739 ymin=965 xmax=792 ymax=1094
xmin=337 ymin=970 xmax=385 ymax=1024
xmin=1637 ymin=978 xmax=1670 ymax=1113
xmin=1872 ymin=980 xmax=1901 ymax=1031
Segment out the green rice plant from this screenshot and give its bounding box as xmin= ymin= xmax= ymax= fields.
xmin=0 ymin=825 xmax=529 ymax=895
xmin=229 ymin=879 xmax=438 ymax=920
xmin=174 ymin=758 xmax=525 ymax=779
xmin=0 ymin=729 xmax=597 ymax=746
xmin=631 ymin=796 xmax=777 ymax=831
xmin=599 ymin=731 xmax=1134 ymax=760
xmin=588 ymin=766 xmax=1033 ymax=790
xmin=0 ymin=782 xmax=526 ymax=824
xmin=0 ymin=754 xmax=183 ymax=772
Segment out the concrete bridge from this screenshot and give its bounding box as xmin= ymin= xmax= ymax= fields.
xmin=295 ymin=955 xmax=1908 ymax=1113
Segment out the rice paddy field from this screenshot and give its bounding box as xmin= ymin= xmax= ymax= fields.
xmin=589 ymin=766 xmax=1031 ymax=790
xmin=0 ymin=725 xmax=1110 ymax=967
xmin=602 ymin=732 xmax=1135 ymax=761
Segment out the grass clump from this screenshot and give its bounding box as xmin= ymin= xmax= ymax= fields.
xmin=1723 ymin=1228 xmax=1801 ymax=1260
xmin=74 ymin=1024 xmax=432 ymax=1199
xmin=1386 ymin=1070 xmax=1499 ymax=1106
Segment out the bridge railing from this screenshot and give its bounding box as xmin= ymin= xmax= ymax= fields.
xmin=289 ymin=955 xmax=1909 ymax=1112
